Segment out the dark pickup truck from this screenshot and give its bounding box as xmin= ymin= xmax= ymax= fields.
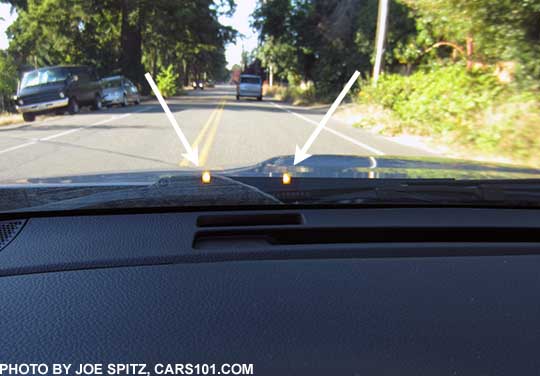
xmin=14 ymin=65 xmax=103 ymax=122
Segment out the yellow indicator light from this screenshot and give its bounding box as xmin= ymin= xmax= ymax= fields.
xmin=282 ymin=173 xmax=292 ymax=185
xmin=202 ymin=171 xmax=211 ymax=184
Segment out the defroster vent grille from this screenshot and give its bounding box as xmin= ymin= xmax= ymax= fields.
xmin=0 ymin=220 xmax=26 ymax=251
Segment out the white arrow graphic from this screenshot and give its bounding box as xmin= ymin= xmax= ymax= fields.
xmin=294 ymin=70 xmax=361 ymax=165
xmin=145 ymin=72 xmax=199 ymax=166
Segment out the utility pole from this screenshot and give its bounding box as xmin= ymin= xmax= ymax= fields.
xmin=241 ymin=42 xmax=246 ymax=71
xmin=372 ymin=0 xmax=389 ymax=85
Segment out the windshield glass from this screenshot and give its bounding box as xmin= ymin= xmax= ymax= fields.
xmin=102 ymin=79 xmax=122 ymax=88
xmin=1 ymin=0 xmax=540 ymax=212
xmin=20 ymin=68 xmax=69 ymax=89
xmin=241 ymin=76 xmax=261 ymax=84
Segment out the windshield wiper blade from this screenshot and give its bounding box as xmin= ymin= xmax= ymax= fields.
xmin=333 ymin=182 xmax=540 ymax=206
xmin=317 ymin=181 xmax=540 ymax=205
xmin=381 ymin=181 xmax=540 ymax=204
xmin=295 ymin=183 xmax=483 ymax=204
xmin=232 ymin=177 xmax=540 ymax=206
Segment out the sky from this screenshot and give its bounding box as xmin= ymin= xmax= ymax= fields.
xmin=219 ymin=0 xmax=259 ymax=69
xmin=0 ymin=1 xmax=258 ymax=67
xmin=0 ymin=4 xmax=17 ymax=50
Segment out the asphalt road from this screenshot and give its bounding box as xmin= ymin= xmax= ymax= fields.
xmin=0 ymin=85 xmax=432 ymax=181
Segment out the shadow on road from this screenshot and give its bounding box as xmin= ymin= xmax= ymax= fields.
xmin=71 ymin=100 xmax=329 ymax=116
xmin=37 ymin=139 xmax=180 ymax=167
xmin=0 ymin=122 xmax=171 ymax=133
xmin=4 ymin=124 xmax=164 ymax=132
xmin=0 ymin=86 xmax=331 ymax=132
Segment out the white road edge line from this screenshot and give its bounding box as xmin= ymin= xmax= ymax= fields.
xmin=0 ymin=141 xmax=37 ymax=155
xmin=271 ymin=101 xmax=385 ymax=156
xmin=0 ymin=107 xmax=152 ymax=155
xmin=331 ymin=116 xmax=438 ymax=155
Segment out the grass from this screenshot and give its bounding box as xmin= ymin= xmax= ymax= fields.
xmin=264 ymin=83 xmax=323 ymax=106
xmin=0 ymin=112 xmax=23 ymax=127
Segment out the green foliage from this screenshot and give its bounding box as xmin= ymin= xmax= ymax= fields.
xmin=255 ymin=36 xmax=299 ymax=83
xmin=0 ymin=52 xmax=17 ymax=97
xmin=253 ymin=0 xmax=419 ymax=99
xmin=398 ymin=0 xmax=540 ymax=78
xmin=4 ymin=0 xmax=235 ymax=91
xmin=7 ymin=0 xmax=120 ymax=72
xmin=358 ymin=66 xmax=540 ymax=165
xmin=156 ymin=65 xmax=179 ymax=98
xmin=0 ymin=51 xmax=18 ymax=112
xmin=360 ymin=65 xmax=503 ymax=133
xmin=266 ymin=80 xmax=326 ymax=105
xmin=254 ymin=0 xmax=540 ymax=97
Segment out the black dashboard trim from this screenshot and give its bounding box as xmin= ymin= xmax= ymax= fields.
xmin=1 ymin=202 xmax=539 ymax=220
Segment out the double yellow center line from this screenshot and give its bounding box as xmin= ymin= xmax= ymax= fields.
xmin=179 ymin=98 xmax=227 ymax=167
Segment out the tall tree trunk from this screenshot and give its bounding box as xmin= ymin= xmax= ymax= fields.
xmin=120 ymin=0 xmax=146 ymax=93
xmin=152 ymin=47 xmax=158 ymax=78
xmin=466 ymin=36 xmax=474 ymax=70
xmin=182 ymin=59 xmax=188 ymax=87
xmin=185 ymin=61 xmax=190 ymax=87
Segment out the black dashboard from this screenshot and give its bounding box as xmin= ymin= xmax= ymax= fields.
xmin=1 ymin=207 xmax=540 ymax=375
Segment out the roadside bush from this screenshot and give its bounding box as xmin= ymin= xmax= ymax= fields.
xmin=156 ymin=65 xmax=179 ymax=97
xmin=357 ymin=64 xmax=540 ymax=165
xmin=264 ymin=82 xmax=318 ymax=105
xmin=359 ymin=65 xmax=503 ymax=134
xmin=264 ymin=84 xmax=289 ymax=100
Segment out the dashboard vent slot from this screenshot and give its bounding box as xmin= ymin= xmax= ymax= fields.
xmin=194 ymin=227 xmax=540 ymax=249
xmin=197 ymin=213 xmax=303 ymax=228
xmin=0 ymin=220 xmax=26 ymax=251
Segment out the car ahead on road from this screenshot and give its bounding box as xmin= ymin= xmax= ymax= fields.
xmin=237 ymin=74 xmax=263 ymax=101
xmin=101 ymin=76 xmax=141 ymax=107
xmin=14 ymin=65 xmax=103 ymax=122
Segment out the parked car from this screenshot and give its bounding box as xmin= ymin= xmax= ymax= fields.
xmin=14 ymin=65 xmax=103 ymax=122
xmin=237 ymin=74 xmax=263 ymax=101
xmin=101 ymin=76 xmax=141 ymax=107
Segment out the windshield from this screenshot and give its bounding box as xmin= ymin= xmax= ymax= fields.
xmin=20 ymin=68 xmax=69 ymax=89
xmin=101 ymin=79 xmax=122 ymax=89
xmin=241 ymin=76 xmax=261 ymax=84
xmin=1 ymin=0 xmax=540 ymax=212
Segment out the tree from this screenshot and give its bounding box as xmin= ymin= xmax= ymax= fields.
xmin=0 ymin=51 xmax=17 ymax=112
xmin=255 ymin=36 xmax=298 ymax=83
xmin=5 ymin=0 xmax=121 ymax=73
xmin=2 ymin=0 xmax=236 ymax=93
xmin=398 ymin=0 xmax=540 ymax=78
xmin=252 ymin=0 xmax=416 ymax=97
